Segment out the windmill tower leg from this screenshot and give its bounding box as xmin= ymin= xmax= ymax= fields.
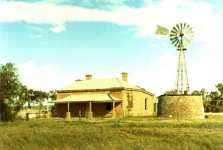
xmin=175 ymin=50 xmax=181 ymax=94
xmin=183 ymin=51 xmax=189 ymax=92
xmin=175 ymin=50 xmax=189 ymax=94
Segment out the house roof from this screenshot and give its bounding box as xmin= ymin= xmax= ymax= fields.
xmin=59 ymin=78 xmax=139 ymax=91
xmin=54 ymin=93 xmax=122 ymax=103
xmin=57 ymin=78 xmax=154 ymax=96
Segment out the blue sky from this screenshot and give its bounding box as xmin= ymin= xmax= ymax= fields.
xmin=0 ymin=0 xmax=222 ymax=94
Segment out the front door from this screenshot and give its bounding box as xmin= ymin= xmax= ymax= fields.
xmin=70 ymin=103 xmax=87 ymax=117
xmin=78 ymin=103 xmax=86 ymax=117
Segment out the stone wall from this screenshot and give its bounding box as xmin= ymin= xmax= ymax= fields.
xmin=158 ymin=95 xmax=204 ymax=119
xmin=56 ymin=89 xmax=156 ymax=118
xmin=122 ymin=90 xmax=156 ymax=116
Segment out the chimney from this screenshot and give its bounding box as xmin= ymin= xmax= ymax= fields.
xmin=121 ymin=72 xmax=128 ymax=82
xmin=85 ymin=74 xmax=92 ymax=80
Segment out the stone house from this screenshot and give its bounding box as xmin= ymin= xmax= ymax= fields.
xmin=54 ymin=72 xmax=157 ymax=119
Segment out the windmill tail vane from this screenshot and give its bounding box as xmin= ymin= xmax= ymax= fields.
xmin=155 ymin=25 xmax=169 ymax=35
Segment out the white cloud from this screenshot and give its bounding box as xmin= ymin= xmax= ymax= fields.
xmin=0 ymin=1 xmax=221 ymax=42
xmin=0 ymin=1 xmax=219 ymax=36
xmin=130 ymin=52 xmax=177 ymax=95
xmin=130 ymin=45 xmax=222 ymax=95
xmin=50 ymin=24 xmax=66 ymax=33
xmin=1 ymin=0 xmax=222 ymax=94
xmin=18 ymin=61 xmax=74 ymax=91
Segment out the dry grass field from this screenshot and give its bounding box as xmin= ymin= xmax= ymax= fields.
xmin=0 ymin=116 xmax=223 ymax=150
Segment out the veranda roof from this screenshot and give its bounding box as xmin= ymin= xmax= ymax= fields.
xmin=54 ymin=93 xmax=122 ymax=103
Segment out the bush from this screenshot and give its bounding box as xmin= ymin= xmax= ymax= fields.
xmin=1 ymin=103 xmax=21 ymax=121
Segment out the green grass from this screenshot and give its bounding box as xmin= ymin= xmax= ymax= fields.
xmin=1 ymin=117 xmax=223 ymax=150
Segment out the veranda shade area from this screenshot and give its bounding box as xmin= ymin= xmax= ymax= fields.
xmin=53 ymin=93 xmax=122 ymax=103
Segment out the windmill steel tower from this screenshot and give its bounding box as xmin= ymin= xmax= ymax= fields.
xmin=155 ymin=23 xmax=193 ymax=94
xmin=170 ymin=23 xmax=193 ymax=94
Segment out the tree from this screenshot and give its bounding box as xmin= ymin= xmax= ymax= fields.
xmin=191 ymin=88 xmax=208 ymax=100
xmin=28 ymin=89 xmax=48 ymax=114
xmin=216 ymin=83 xmax=223 ymax=98
xmin=0 ymin=63 xmax=26 ymax=121
xmin=48 ymin=90 xmax=56 ymax=100
xmin=26 ymin=89 xmax=54 ymax=111
xmin=163 ymin=90 xmax=178 ymax=96
xmin=209 ymin=91 xmax=220 ymax=100
xmin=204 ymin=84 xmax=223 ymax=112
xmin=191 ymin=90 xmax=201 ymax=96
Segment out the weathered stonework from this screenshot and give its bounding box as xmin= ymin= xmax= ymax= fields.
xmin=55 ymin=73 xmax=156 ymax=118
xmin=158 ymin=95 xmax=204 ymax=119
xmin=55 ymin=89 xmax=156 ymax=118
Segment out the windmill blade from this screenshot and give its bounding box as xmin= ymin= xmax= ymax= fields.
xmin=170 ymin=30 xmax=177 ymax=36
xmin=176 ymin=24 xmax=181 ymax=32
xmin=187 ymin=27 xmax=193 ymax=34
xmin=170 ymin=34 xmax=176 ymax=39
xmin=172 ymin=26 xmax=178 ymax=33
xmin=169 ymin=23 xmax=193 ymax=49
xmin=185 ymin=33 xmax=193 ymax=40
xmin=185 ymin=24 xmax=190 ymax=31
xmin=183 ymin=37 xmax=192 ymax=47
xmin=171 ymin=37 xmax=179 ymax=44
xmin=174 ymin=40 xmax=180 ymax=48
xmin=183 ymin=23 xmax=187 ymax=29
xmin=155 ymin=25 xmax=169 ymax=35
xmin=172 ymin=40 xmax=179 ymax=47
xmin=171 ymin=37 xmax=178 ymax=43
xmin=180 ymin=23 xmax=183 ymax=33
xmin=170 ymin=33 xmax=177 ymax=38
xmin=170 ymin=37 xmax=178 ymax=42
xmin=184 ymin=24 xmax=192 ymax=34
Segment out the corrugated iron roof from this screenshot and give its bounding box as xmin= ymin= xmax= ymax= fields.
xmin=54 ymin=93 xmax=122 ymax=103
xmin=59 ymin=78 xmax=141 ymax=91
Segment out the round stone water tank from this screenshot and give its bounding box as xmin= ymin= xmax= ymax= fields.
xmin=158 ymin=95 xmax=204 ymax=119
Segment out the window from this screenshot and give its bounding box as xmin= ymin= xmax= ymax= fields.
xmin=127 ymin=93 xmax=133 ymax=110
xmin=145 ymin=98 xmax=148 ymax=110
xmin=106 ymin=103 xmax=112 ymax=111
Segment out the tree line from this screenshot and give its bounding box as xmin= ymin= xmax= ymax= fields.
xmin=0 ymin=63 xmax=56 ymax=121
xmin=191 ymin=84 xmax=223 ymax=112
xmin=0 ymin=62 xmax=222 ymax=121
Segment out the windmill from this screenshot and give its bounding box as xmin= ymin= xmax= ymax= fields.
xmin=155 ymin=23 xmax=194 ymax=94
